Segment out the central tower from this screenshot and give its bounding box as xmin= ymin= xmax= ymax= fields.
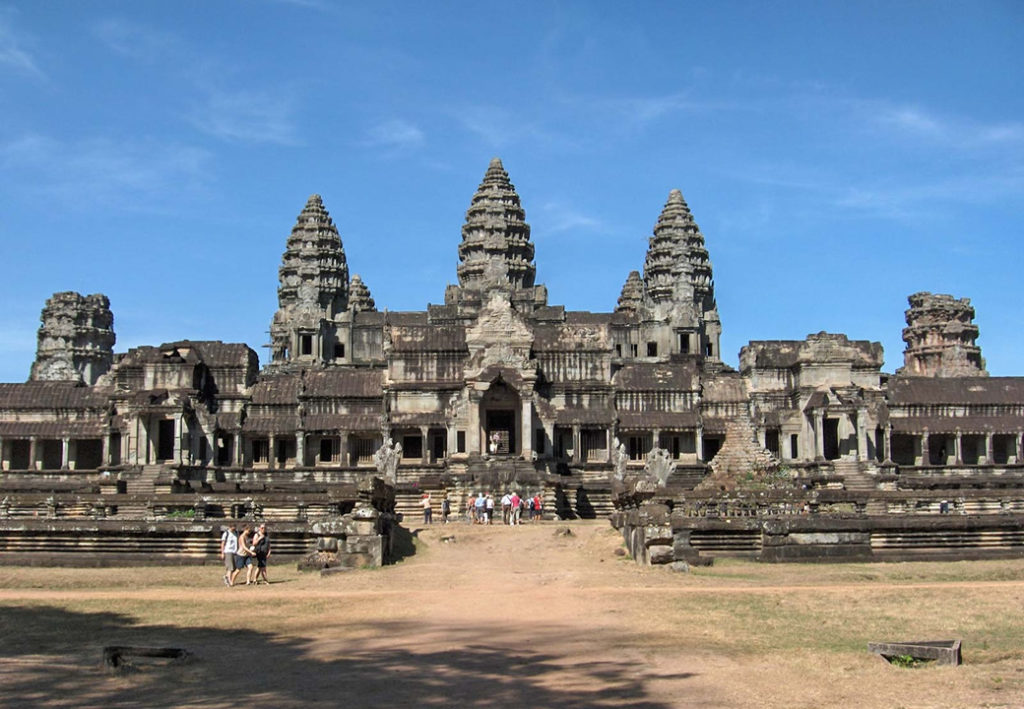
xmin=445 ymin=158 xmax=547 ymax=315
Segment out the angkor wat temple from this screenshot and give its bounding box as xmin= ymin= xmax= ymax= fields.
xmin=2 ymin=159 xmax=1022 ymax=564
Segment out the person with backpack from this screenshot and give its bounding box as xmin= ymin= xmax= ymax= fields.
xmin=251 ymin=523 xmax=271 ymax=585
xmin=219 ymin=524 xmax=238 ymax=586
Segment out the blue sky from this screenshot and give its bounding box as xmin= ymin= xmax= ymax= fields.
xmin=1 ymin=1 xmax=1021 ymax=382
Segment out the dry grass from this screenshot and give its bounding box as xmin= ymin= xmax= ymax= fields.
xmin=1 ymin=521 xmax=1022 ymax=708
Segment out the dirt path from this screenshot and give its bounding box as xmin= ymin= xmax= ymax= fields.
xmin=1 ymin=520 xmax=1021 ymax=708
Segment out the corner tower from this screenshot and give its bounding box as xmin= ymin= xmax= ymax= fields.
xmin=445 ymin=158 xmax=547 ymax=315
xmin=30 ymin=291 xmax=115 ymax=385
xmin=268 ymin=195 xmax=350 ymax=367
xmin=898 ymin=292 xmax=987 ymax=377
xmin=635 ymin=190 xmax=722 ymax=361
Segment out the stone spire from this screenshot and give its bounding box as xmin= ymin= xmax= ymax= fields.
xmin=639 ymin=190 xmax=722 ymax=360
xmin=642 ymin=190 xmax=713 ymax=307
xmin=268 ymin=195 xmax=350 ymax=365
xmin=456 ymin=158 xmax=536 ymax=292
xmin=348 ymin=274 xmax=376 ymax=313
xmin=30 ymin=292 xmax=115 ymax=386
xmin=615 ymin=270 xmax=644 ymax=316
xmin=898 ymin=292 xmax=987 ymax=377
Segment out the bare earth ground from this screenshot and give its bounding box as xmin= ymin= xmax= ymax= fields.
xmin=1 ymin=519 xmax=1023 ymax=708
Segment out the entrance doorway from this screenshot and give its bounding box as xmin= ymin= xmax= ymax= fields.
xmin=823 ymin=418 xmax=840 ymax=460
xmin=156 ymin=419 xmax=175 ymax=461
xmin=486 ymin=410 xmax=515 ymax=454
xmin=480 ymin=379 xmax=520 ymax=455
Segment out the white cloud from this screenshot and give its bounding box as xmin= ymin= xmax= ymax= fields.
xmin=92 ymin=17 xmax=176 ymax=60
xmin=536 ymin=201 xmax=605 ymax=234
xmin=867 ymin=102 xmax=1024 ymax=151
xmin=0 ymin=9 xmax=43 ymax=78
xmin=360 ymin=119 xmax=424 ymax=150
xmin=188 ymin=88 xmax=298 ymax=145
xmin=0 ymin=134 xmax=211 ymax=210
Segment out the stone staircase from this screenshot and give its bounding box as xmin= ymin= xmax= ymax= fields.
xmin=833 ymin=460 xmax=887 ymax=514
xmin=116 ymin=465 xmax=165 ymax=517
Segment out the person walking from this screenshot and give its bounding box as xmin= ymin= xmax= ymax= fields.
xmin=485 ymin=493 xmax=495 ymax=524
xmin=441 ymin=494 xmax=451 ymax=523
xmin=421 ymin=492 xmax=433 ymax=525
xmin=252 ymin=523 xmax=271 ymax=585
xmin=231 ymin=525 xmax=255 ymax=586
xmin=532 ymin=493 xmax=542 ymax=521
xmin=467 ymin=493 xmax=477 ymax=523
xmin=501 ymin=492 xmax=512 ymax=525
xmin=474 ymin=493 xmax=486 ymax=524
xmin=219 ymin=524 xmax=238 ymax=586
xmin=509 ymin=491 xmax=521 ymax=525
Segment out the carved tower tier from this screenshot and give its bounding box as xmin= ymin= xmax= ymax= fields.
xmin=268 ymin=194 xmax=350 ymax=367
xmin=898 ymin=292 xmax=987 ymax=377
xmin=30 ymin=291 xmax=115 ymax=386
xmin=445 ymin=158 xmax=547 ymax=315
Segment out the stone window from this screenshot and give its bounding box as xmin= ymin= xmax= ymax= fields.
xmin=320 ymin=437 xmax=336 ymax=463
xmin=580 ymin=429 xmax=606 ymax=462
xmin=627 ymin=434 xmax=651 ymax=461
xmin=456 ymin=431 xmax=466 ymax=453
xmin=535 ymin=429 xmax=545 ymax=455
xmin=765 ymin=429 xmax=780 ymax=456
xmin=275 ymin=437 xmax=295 ymax=466
xmin=647 ymin=342 xmax=658 ymax=357
xmin=630 ymin=344 xmax=638 ymax=358
xmin=300 ymin=334 xmax=313 ymax=356
xmin=615 ymin=344 xmax=622 ymax=357
xmin=334 ymin=343 xmax=345 ymax=359
xmin=678 ymin=333 xmax=689 ymax=354
xmin=76 ymin=439 xmax=103 ymax=469
xmin=402 ymin=434 xmax=422 ymax=460
xmin=705 ymin=342 xmax=713 ymax=357
xmin=790 ymin=434 xmax=799 ymax=459
xmin=351 ymin=436 xmax=378 ymax=466
xmin=252 ymin=439 xmax=270 ymax=464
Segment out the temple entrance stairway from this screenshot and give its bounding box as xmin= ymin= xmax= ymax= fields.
xmin=832 ymin=460 xmax=887 ymax=514
xmin=117 ymin=465 xmax=165 ymax=517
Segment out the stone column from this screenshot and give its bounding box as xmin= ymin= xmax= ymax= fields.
xmin=652 ymin=428 xmax=662 ymax=451
xmin=985 ymin=433 xmax=994 ymax=465
xmin=420 ymin=426 xmax=430 ymax=464
xmin=102 ymin=434 xmax=111 ymax=467
xmin=29 ymin=436 xmax=39 ymax=470
xmin=233 ymin=433 xmax=242 ymax=467
xmin=447 ymin=425 xmax=457 ymax=459
xmin=883 ymin=425 xmax=892 ymax=462
xmin=696 ymin=424 xmax=704 ymax=461
xmin=296 ymin=432 xmax=306 ymax=467
xmin=520 ymin=400 xmax=532 ymax=459
xmin=954 ymin=432 xmax=963 ymax=465
xmin=468 ymin=389 xmax=482 ymax=455
xmin=605 ymin=427 xmax=612 ymax=463
xmin=814 ymin=411 xmax=825 ymax=459
xmin=572 ymin=425 xmax=581 ymax=463
xmin=0 ymin=436 xmax=6 ymax=471
xmin=173 ymin=416 xmax=182 ymax=464
xmin=1017 ymin=432 xmax=1024 ymax=465
xmin=268 ymin=435 xmax=277 ymax=470
xmin=339 ymin=434 xmax=349 ymax=467
xmin=856 ymin=409 xmax=867 ymax=462
xmin=920 ymin=432 xmax=930 ymax=466
xmin=61 ymin=437 xmax=70 ymax=470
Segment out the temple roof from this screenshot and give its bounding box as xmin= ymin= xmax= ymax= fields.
xmin=887 ymin=376 xmax=1024 ymax=405
xmin=0 ymin=382 xmax=110 ymax=409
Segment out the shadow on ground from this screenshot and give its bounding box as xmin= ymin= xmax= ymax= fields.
xmin=0 ymin=604 xmax=698 ymax=708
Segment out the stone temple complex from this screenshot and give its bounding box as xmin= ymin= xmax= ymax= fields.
xmin=1 ymin=158 xmax=1023 ymax=565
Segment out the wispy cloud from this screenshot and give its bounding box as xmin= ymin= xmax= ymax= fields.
xmin=188 ymin=88 xmax=298 ymax=145
xmin=535 ymin=201 xmax=605 ymax=234
xmin=0 ymin=8 xmax=44 ymax=78
xmin=869 ymin=103 xmax=1024 ymax=150
xmin=0 ymin=134 xmax=211 ymax=210
xmin=93 ymin=17 xmax=300 ymax=146
xmin=360 ymin=119 xmax=424 ymax=150
xmin=92 ymin=17 xmax=176 ymax=61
